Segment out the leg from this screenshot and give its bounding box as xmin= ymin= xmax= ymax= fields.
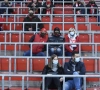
xmin=49 ymin=48 xmax=55 ymax=56
xmin=53 ymin=78 xmax=61 ymax=90
xmin=73 ymin=72 xmax=81 ymax=90
xmin=65 ymin=80 xmax=75 ymax=90
xmin=23 ymin=50 xmax=31 ymax=56
xmin=45 ymin=77 xmax=53 ymax=90
xmin=56 ymin=48 xmax=62 ymax=56
xmin=36 ymin=52 xmax=45 ymax=56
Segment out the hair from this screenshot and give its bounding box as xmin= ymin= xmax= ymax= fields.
xmin=71 ymin=51 xmax=79 ymax=57
xmin=48 ymin=54 xmax=60 ymax=68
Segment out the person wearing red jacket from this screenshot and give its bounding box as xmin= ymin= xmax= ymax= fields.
xmin=23 ymin=28 xmax=48 ymax=56
xmin=65 ymin=28 xmax=79 ymax=56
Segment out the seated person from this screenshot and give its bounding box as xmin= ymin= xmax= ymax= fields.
xmin=86 ymin=0 xmax=98 ymax=15
xmin=65 ymin=28 xmax=79 ymax=56
xmin=73 ymin=0 xmax=85 ymax=14
xmin=28 ymin=0 xmax=42 ymax=14
xmin=48 ymin=27 xmax=64 ymax=56
xmin=23 ymin=9 xmax=44 ymax=31
xmin=0 ymin=0 xmax=14 ymax=14
xmin=23 ymin=28 xmax=48 ymax=56
xmin=64 ymin=52 xmax=86 ymax=90
xmin=42 ymin=0 xmax=54 ymax=14
xmin=40 ymin=54 xmax=64 ymax=90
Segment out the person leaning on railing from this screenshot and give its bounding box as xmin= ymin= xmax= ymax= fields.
xmin=64 ymin=52 xmax=86 ymax=90
xmin=23 ymin=9 xmax=44 ymax=31
xmin=40 ymin=54 xmax=64 ymax=90
xmin=23 ymin=28 xmax=48 ymax=56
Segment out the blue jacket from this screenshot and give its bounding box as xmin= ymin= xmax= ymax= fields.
xmin=64 ymin=59 xmax=86 ymax=81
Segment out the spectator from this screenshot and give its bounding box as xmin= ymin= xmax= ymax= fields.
xmin=23 ymin=28 xmax=48 ymax=56
xmin=42 ymin=0 xmax=54 ymax=14
xmin=73 ymin=0 xmax=85 ymax=14
xmin=0 ymin=0 xmax=14 ymax=14
xmin=86 ymin=0 xmax=98 ymax=15
xmin=40 ymin=54 xmax=64 ymax=90
xmin=65 ymin=28 xmax=79 ymax=56
xmin=48 ymin=27 xmax=64 ymax=56
xmin=23 ymin=9 xmax=44 ymax=31
xmin=0 ymin=16 xmax=4 ymax=31
xmin=28 ymin=0 xmax=42 ymax=14
xmin=64 ymin=52 xmax=86 ymax=90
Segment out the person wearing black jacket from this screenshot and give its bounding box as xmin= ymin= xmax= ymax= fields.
xmin=42 ymin=0 xmax=54 ymax=14
xmin=64 ymin=52 xmax=86 ymax=90
xmin=0 ymin=0 xmax=14 ymax=14
xmin=27 ymin=0 xmax=42 ymax=14
xmin=23 ymin=9 xmax=44 ymax=31
xmin=48 ymin=27 xmax=64 ymax=56
xmin=86 ymin=0 xmax=98 ymax=15
xmin=40 ymin=54 xmax=64 ymax=90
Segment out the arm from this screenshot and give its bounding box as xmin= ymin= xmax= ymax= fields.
xmin=29 ymin=35 xmax=35 ymax=47
xmin=79 ymin=63 xmax=86 ymax=75
xmin=64 ymin=63 xmax=73 ymax=75
xmin=42 ymin=65 xmax=48 ymax=74
xmin=74 ymin=36 xmax=79 ymax=52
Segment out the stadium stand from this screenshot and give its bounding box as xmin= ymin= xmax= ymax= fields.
xmin=0 ymin=0 xmax=100 ymax=90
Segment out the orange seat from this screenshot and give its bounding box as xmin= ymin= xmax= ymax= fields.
xmin=21 ymin=45 xmax=29 ymax=51
xmin=3 ymin=24 xmax=14 ymax=30
xmin=94 ymin=34 xmax=100 ymax=43
xmin=10 ymin=34 xmax=22 ymax=42
xmin=83 ymin=59 xmax=95 ymax=72
xmin=0 ymin=34 xmax=9 ymax=42
xmin=24 ymin=34 xmax=33 ymax=42
xmin=8 ymin=17 xmax=14 ymax=22
xmin=22 ymin=8 xmax=29 ymax=14
xmin=64 ymin=24 xmax=75 ymax=30
xmin=18 ymin=17 xmax=25 ymax=22
xmin=15 ymin=24 xmax=22 ymax=30
xmin=0 ymin=58 xmax=14 ymax=71
xmin=32 ymin=58 xmax=45 ymax=71
xmin=9 ymin=87 xmax=26 ymax=90
xmin=0 ymin=45 xmax=19 ymax=51
xmin=64 ymin=10 xmax=74 ymax=14
xmin=41 ymin=17 xmax=50 ymax=30
xmin=64 ymin=17 xmax=74 ymax=22
xmin=16 ymin=58 xmax=28 ymax=71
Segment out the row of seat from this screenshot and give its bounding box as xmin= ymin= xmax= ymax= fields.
xmin=0 ymin=58 xmax=99 ymax=72
xmin=0 ymin=33 xmax=100 ymax=43
xmin=2 ymin=17 xmax=99 ymax=31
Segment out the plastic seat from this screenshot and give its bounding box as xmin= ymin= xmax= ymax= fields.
xmin=76 ymin=17 xmax=87 ymax=31
xmin=24 ymin=34 xmax=33 ymax=42
xmin=32 ymin=58 xmax=45 ymax=71
xmin=64 ymin=24 xmax=75 ymax=30
xmin=64 ymin=17 xmax=74 ymax=22
xmin=83 ymin=59 xmax=95 ymax=72
xmin=94 ymin=34 xmax=100 ymax=43
xmin=0 ymin=34 xmax=9 ymax=42
xmin=10 ymin=34 xmax=22 ymax=42
xmin=16 ymin=58 xmax=27 ymax=71
xmin=8 ymin=17 xmax=14 ymax=22
xmin=0 ymin=58 xmax=14 ymax=71
xmin=18 ymin=17 xmax=25 ymax=22
xmin=0 ymin=87 xmax=9 ymax=90
xmin=15 ymin=24 xmax=22 ymax=30
xmin=21 ymin=45 xmax=29 ymax=51
xmin=22 ymin=8 xmax=29 ymax=14
xmin=9 ymin=87 xmax=26 ymax=90
xmin=41 ymin=17 xmax=50 ymax=30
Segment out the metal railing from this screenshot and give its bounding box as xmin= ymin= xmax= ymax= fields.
xmin=0 ymin=74 xmax=100 ymax=90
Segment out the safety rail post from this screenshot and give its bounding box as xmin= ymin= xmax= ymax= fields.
xmin=63 ymin=76 xmax=65 ymax=90
xmin=2 ymin=76 xmax=4 ymax=90
xmin=22 ymin=76 xmax=24 ymax=90
xmin=14 ymin=58 xmax=17 ymax=74
xmin=42 ymin=77 xmax=45 ymax=90
xmin=9 ymin=58 xmax=11 ymax=88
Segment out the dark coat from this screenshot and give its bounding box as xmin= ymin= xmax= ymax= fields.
xmin=23 ymin=16 xmax=44 ymax=31
xmin=48 ymin=34 xmax=65 ymax=49
xmin=86 ymin=2 xmax=98 ymax=14
xmin=40 ymin=65 xmax=64 ymax=89
xmin=64 ymin=59 xmax=86 ymax=81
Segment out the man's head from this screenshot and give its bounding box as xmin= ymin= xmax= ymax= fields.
xmin=89 ymin=0 xmax=95 ymax=5
xmin=71 ymin=52 xmax=80 ymax=63
xmin=53 ymin=27 xmax=60 ymax=36
xmin=28 ymin=10 xmax=34 ymax=17
xmin=32 ymin=0 xmax=37 ymax=3
xmin=40 ymin=28 xmax=47 ymax=38
xmin=4 ymin=0 xmax=8 ymax=2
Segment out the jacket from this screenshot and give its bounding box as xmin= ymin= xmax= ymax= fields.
xmin=30 ymin=33 xmax=48 ymax=54
xmin=48 ymin=34 xmax=64 ymax=49
xmin=40 ymin=65 xmax=64 ymax=89
xmin=86 ymin=3 xmax=98 ymax=14
xmin=27 ymin=2 xmax=42 ymax=14
xmin=23 ymin=16 xmax=44 ymax=31
xmin=64 ymin=59 xmax=86 ymax=81
xmin=65 ymin=34 xmax=79 ymax=52
xmin=73 ymin=3 xmax=85 ymax=14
